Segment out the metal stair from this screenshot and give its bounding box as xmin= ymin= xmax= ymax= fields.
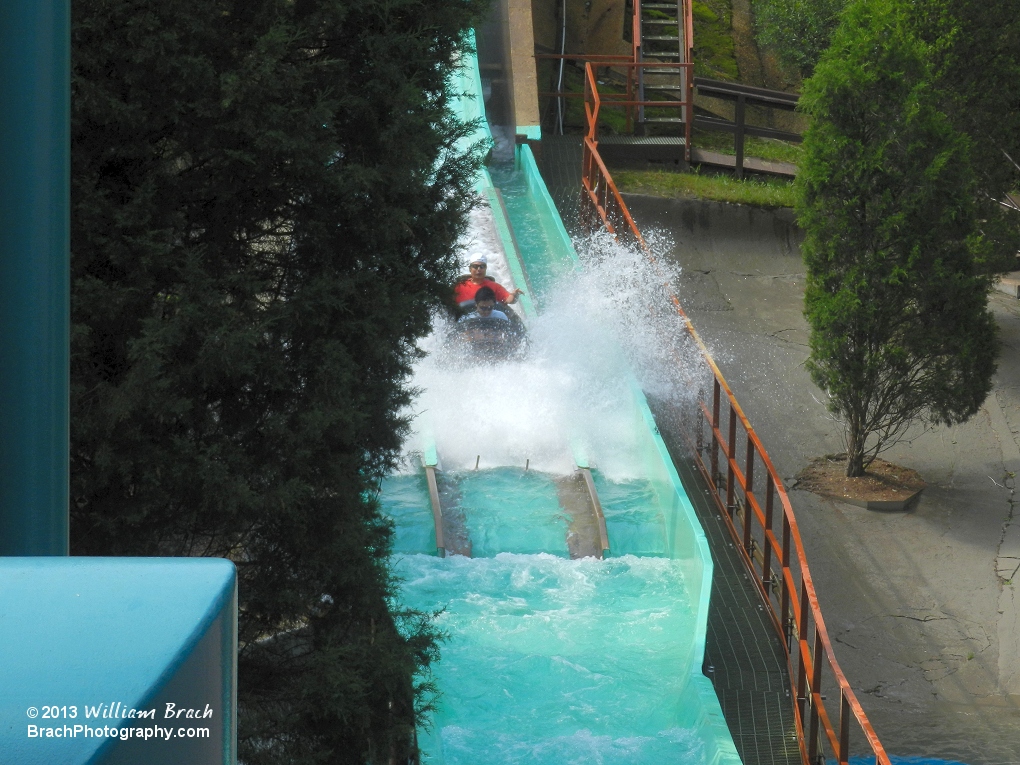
xmin=634 ymin=1 xmax=689 ymax=132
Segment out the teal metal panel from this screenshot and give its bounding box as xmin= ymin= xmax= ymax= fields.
xmin=0 ymin=0 xmax=71 ymax=555
xmin=0 ymin=558 xmax=236 ymax=764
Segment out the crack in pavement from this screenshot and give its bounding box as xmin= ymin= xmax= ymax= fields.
xmin=885 ymin=613 xmax=950 ymax=623
xmin=861 ymin=678 xmax=907 ymax=699
xmin=765 ymin=328 xmax=810 ymax=348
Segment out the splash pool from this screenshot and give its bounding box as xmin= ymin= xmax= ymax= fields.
xmin=380 ymin=157 xmax=739 ymax=762
xmin=385 ymin=467 xmax=719 ymax=762
xmin=398 ymin=553 xmax=705 ymax=765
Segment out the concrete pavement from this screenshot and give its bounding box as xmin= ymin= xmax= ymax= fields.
xmin=624 ymin=193 xmax=1020 ymax=764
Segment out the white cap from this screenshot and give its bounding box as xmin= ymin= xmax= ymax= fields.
xmin=469 ymin=255 xmax=487 ymax=266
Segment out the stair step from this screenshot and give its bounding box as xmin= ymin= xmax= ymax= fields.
xmin=642 ymin=19 xmax=679 ymax=25
xmin=643 ymin=3 xmax=680 ymax=9
xmin=644 ymin=84 xmax=684 ymax=91
xmin=640 ymin=117 xmax=685 ymax=123
xmin=597 ymin=135 xmax=686 ymax=145
xmin=642 ymin=52 xmax=682 ymax=59
xmin=643 ymin=35 xmax=680 ymax=42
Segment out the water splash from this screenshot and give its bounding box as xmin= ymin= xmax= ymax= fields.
xmin=565 ymin=226 xmax=711 ymax=406
xmin=401 ymin=212 xmax=709 ymax=479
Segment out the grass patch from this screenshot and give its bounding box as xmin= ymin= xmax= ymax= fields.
xmin=614 ymin=169 xmax=796 ymax=208
xmin=693 ymin=128 xmax=803 ymax=164
xmin=693 ymin=0 xmax=738 ymax=80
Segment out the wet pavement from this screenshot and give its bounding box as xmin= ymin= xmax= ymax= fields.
xmin=624 ymin=193 xmax=1020 ymax=765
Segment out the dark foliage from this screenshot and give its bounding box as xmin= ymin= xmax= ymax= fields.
xmin=797 ymin=0 xmax=998 ymax=477
xmin=70 ymin=0 xmax=486 ymax=761
xmin=751 ymin=0 xmax=847 ymax=77
xmin=906 ymin=0 xmax=1020 ymax=271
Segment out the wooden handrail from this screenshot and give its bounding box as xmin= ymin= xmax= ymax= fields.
xmin=578 ymin=95 xmax=890 ymax=765
xmin=694 ymin=76 xmax=799 ymax=108
xmin=693 ymin=76 xmax=802 ymax=177
xmin=535 ymin=53 xmax=633 ymax=62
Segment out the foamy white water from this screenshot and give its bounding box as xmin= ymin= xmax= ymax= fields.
xmin=399 ymin=204 xmax=705 ymax=481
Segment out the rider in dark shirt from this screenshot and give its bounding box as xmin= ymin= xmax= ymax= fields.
xmin=459 ymin=286 xmax=509 ymax=322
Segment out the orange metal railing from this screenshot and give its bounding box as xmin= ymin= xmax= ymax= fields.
xmin=580 ymin=62 xmax=693 ymax=239
xmin=581 ymin=64 xmax=646 ymax=245
xmin=682 ymin=0 xmax=694 ymax=69
xmin=578 ymin=75 xmax=891 ymax=765
xmin=681 ymin=0 xmax=694 ymax=139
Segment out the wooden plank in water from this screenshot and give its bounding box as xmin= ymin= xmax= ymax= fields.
xmin=424 ymin=465 xmax=445 ymax=557
xmin=556 ymin=469 xmax=610 ymax=559
xmin=435 ymin=470 xmax=472 ymax=558
xmin=579 ymin=467 xmax=611 ymax=557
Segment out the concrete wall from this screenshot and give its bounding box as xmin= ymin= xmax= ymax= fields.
xmin=531 ymin=0 xmax=631 ymax=131
xmin=508 ymin=0 xmax=541 ymax=132
xmin=477 ymin=0 xmax=517 ymax=157
xmin=532 ymin=0 xmax=630 ymax=56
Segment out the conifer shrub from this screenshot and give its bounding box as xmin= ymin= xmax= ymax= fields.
xmin=797 ymin=0 xmax=998 ymax=477
xmin=71 ymin=0 xmax=487 ymax=761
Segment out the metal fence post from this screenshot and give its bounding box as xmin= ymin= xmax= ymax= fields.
xmin=734 ymin=93 xmax=745 ymax=180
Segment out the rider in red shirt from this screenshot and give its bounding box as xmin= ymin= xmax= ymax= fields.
xmin=453 ymin=255 xmax=524 ymax=306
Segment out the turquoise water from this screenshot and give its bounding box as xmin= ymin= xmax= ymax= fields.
xmin=381 ymin=474 xmax=435 ymax=554
xmin=379 ymin=165 xmax=719 ymax=752
xmin=489 ymin=164 xmax=576 ymax=303
xmin=398 ymin=553 xmax=706 ymax=765
xmin=384 ymin=113 xmax=737 ymax=759
xmin=382 ymin=471 xmax=714 ymax=764
xmin=594 ymin=475 xmax=668 ymax=557
xmin=381 ymin=470 xmax=672 ymax=560
xmin=446 ymin=469 xmax=570 ymax=558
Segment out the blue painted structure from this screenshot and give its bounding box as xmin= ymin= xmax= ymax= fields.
xmin=0 ymin=0 xmax=70 ymax=554
xmin=0 ymin=558 xmax=237 ymax=764
xmin=0 ymin=7 xmax=232 ymax=765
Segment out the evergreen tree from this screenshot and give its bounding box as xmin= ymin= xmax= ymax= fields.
xmin=797 ymin=0 xmax=998 ymax=477
xmin=751 ymin=0 xmax=847 ymax=77
xmin=906 ymin=0 xmax=1020 ymax=271
xmin=70 ymin=0 xmax=487 ymax=761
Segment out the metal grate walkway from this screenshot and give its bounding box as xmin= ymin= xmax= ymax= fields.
xmin=652 ymin=400 xmax=802 ymax=765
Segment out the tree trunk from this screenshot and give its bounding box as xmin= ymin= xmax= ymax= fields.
xmin=845 ymin=424 xmax=866 ymax=477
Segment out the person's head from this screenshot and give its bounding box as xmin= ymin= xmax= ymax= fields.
xmin=469 ymin=256 xmax=487 ymax=278
xmin=474 ymin=286 xmax=497 ymax=314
